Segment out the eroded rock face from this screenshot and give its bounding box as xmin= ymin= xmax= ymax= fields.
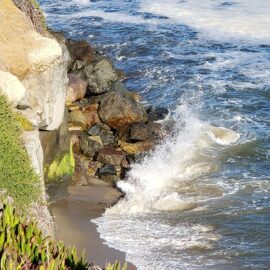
xmin=98 ymin=91 xmax=147 ymax=129
xmin=12 ymin=0 xmax=46 ymax=35
xmin=0 ymin=0 xmax=68 ymax=130
xmin=0 ymin=71 xmax=27 ymax=107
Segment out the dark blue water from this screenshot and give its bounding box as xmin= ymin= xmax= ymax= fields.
xmin=40 ymin=0 xmax=270 ymax=269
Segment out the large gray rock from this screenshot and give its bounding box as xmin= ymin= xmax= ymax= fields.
xmin=85 ymin=58 xmax=118 ymax=94
xmin=98 ymin=91 xmax=147 ymax=129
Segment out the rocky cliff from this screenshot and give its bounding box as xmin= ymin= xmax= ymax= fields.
xmin=0 ymin=0 xmax=69 ymax=234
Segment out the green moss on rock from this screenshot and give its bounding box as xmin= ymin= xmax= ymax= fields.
xmin=14 ymin=113 xmax=34 ymax=131
xmin=0 ymin=94 xmax=40 ymax=206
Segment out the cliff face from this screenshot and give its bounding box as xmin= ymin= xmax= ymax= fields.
xmin=0 ymin=0 xmax=68 ymax=130
xmin=0 ymin=0 xmax=69 ymax=234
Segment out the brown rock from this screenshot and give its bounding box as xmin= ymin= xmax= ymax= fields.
xmin=119 ymin=140 xmax=154 ymax=154
xmin=98 ymin=92 xmax=147 ymax=129
xmin=82 ymin=103 xmax=101 ymax=128
xmin=69 ymin=104 xmax=101 ymax=129
xmin=129 ymin=122 xmax=165 ymax=141
xmin=69 ymin=110 xmax=88 ymax=129
xmin=68 ymin=40 xmax=96 ymax=63
xmin=66 ymin=74 xmax=87 ymax=103
xmin=96 ymin=148 xmax=126 ymax=166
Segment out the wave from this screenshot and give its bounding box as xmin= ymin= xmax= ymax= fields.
xmin=140 ymin=0 xmax=270 ymax=43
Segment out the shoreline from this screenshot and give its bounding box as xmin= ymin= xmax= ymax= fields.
xmin=50 ymin=185 xmax=136 ymax=269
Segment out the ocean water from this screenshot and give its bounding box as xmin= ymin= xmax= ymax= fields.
xmin=40 ymin=0 xmax=270 ymax=269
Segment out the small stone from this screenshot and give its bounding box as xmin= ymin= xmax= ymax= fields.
xmin=98 ymin=164 xmax=117 ymax=176
xmin=67 ymin=104 xmax=80 ymax=111
xmin=96 ymin=148 xmax=125 ymax=166
xmin=68 ymin=123 xmax=83 ymax=131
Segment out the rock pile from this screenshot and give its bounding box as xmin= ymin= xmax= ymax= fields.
xmin=60 ymin=36 xmax=169 ymax=186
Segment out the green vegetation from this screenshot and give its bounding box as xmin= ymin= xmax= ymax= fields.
xmin=0 ymin=202 xmax=87 ymax=269
xmin=14 ymin=113 xmax=34 ymax=131
xmin=0 ymin=203 xmax=128 ymax=270
xmin=0 ymin=94 xmax=40 ymax=206
xmin=45 ymin=143 xmax=75 ymax=182
xmin=106 ymin=261 xmax=128 ymax=270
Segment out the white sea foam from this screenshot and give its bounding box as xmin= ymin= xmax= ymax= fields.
xmin=141 ymin=0 xmax=270 ymax=43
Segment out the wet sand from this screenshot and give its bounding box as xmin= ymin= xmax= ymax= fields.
xmin=50 ymin=185 xmax=135 ymax=269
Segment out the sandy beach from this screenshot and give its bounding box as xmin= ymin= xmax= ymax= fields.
xmin=50 ymin=185 xmax=135 ymax=269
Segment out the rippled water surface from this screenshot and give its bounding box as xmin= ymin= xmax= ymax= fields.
xmin=40 ymin=0 xmax=270 ymax=269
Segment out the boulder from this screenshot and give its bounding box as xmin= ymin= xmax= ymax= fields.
xmin=80 ymin=136 xmax=103 ymax=158
xmin=146 ymin=106 xmax=169 ymax=122
xmin=96 ymin=148 xmax=125 ymax=166
xmin=98 ymin=91 xmax=147 ymax=129
xmin=119 ymin=140 xmax=154 ymax=155
xmin=0 ymin=0 xmax=68 ymax=130
xmin=66 ymin=73 xmax=87 ymax=103
xmin=12 ymin=0 xmax=46 ymax=35
xmin=128 ymin=122 xmax=165 ymax=142
xmin=67 ymin=40 xmax=96 ymax=63
xmin=85 ymin=58 xmax=118 ymax=94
